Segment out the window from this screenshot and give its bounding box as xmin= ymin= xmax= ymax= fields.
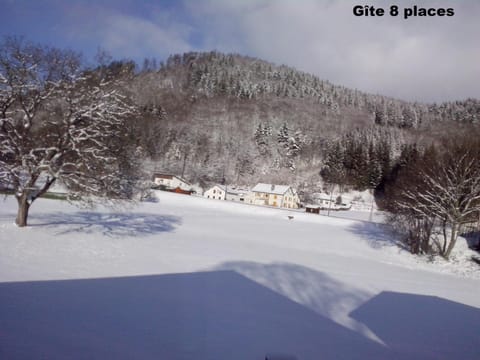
xmin=213 ymin=189 xmax=216 ymax=194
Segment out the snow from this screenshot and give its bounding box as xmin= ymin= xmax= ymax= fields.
xmin=0 ymin=191 xmax=479 ymax=359
xmin=251 ymin=183 xmax=291 ymax=195
xmin=207 ymin=184 xmax=248 ymax=196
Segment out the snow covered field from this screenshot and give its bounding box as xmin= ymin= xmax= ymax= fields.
xmin=1 ymin=191 xmax=479 ymax=359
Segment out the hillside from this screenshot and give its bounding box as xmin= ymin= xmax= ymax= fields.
xmin=127 ymin=52 xmax=480 ymax=190
xmin=1 ymin=192 xmax=478 ymax=359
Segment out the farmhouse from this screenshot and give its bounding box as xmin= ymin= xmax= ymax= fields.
xmin=311 ymin=192 xmax=351 ymax=210
xmin=152 ymin=174 xmax=192 ymax=191
xmin=204 ymin=185 xmax=248 ymax=201
xmin=312 ymin=193 xmax=336 ymax=209
xmin=247 ymin=183 xmax=299 ymax=209
xmin=204 ymin=185 xmax=226 ymax=200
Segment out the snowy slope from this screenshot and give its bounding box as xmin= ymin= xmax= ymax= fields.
xmin=0 ymin=191 xmax=479 ymax=359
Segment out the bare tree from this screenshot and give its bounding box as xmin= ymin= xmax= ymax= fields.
xmin=392 ymin=140 xmax=480 ymax=259
xmin=0 ymin=37 xmax=137 ymax=227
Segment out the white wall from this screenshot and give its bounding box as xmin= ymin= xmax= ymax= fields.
xmin=204 ymin=186 xmax=225 ymax=200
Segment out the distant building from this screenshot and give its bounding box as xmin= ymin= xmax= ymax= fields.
xmin=305 ymin=205 xmax=320 ymax=214
xmin=311 ymin=193 xmax=351 ymax=210
xmin=152 ymin=174 xmax=192 ymax=191
xmin=247 ymin=183 xmax=299 ymax=209
xmin=204 ymin=185 xmax=248 ymax=202
xmin=312 ymin=193 xmax=336 ymax=209
xmin=204 ymin=185 xmax=226 ymax=200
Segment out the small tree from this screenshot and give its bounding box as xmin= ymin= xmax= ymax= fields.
xmin=0 ymin=37 xmax=138 ymax=227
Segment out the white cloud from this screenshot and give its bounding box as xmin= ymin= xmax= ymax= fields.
xmin=61 ymin=2 xmax=194 ymax=61
xmin=58 ymin=0 xmax=480 ymax=102
xmin=101 ymin=13 xmax=193 ymax=60
xmin=184 ymin=0 xmax=480 ymax=102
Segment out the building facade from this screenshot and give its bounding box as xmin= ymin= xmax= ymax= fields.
xmin=247 ymin=183 xmax=299 ymax=209
xmin=152 ymin=174 xmax=192 ymax=191
xmin=204 ymin=185 xmax=226 ymax=200
xmin=204 ymin=185 xmax=248 ymax=201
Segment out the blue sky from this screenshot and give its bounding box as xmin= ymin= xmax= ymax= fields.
xmin=0 ymin=0 xmax=196 ymax=60
xmin=1 ymin=0 xmax=479 ymax=102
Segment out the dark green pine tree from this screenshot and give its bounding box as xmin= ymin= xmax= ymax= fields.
xmin=321 ymin=141 xmax=346 ymax=186
xmin=277 ymin=123 xmax=290 ymax=148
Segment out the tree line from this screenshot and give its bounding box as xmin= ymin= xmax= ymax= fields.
xmin=319 ymin=125 xmax=480 ymax=259
xmin=158 ymin=51 xmax=480 ymax=128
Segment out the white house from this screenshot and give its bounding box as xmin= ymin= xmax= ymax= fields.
xmin=312 ymin=193 xmax=336 ymax=209
xmin=204 ymin=185 xmax=248 ymax=202
xmin=312 ymin=192 xmax=351 ymax=210
xmin=204 ymin=185 xmax=226 ymax=200
xmin=152 ymin=174 xmax=192 ymax=191
xmin=247 ymin=183 xmax=299 ymax=209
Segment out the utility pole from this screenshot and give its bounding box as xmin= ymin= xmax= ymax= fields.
xmin=181 ymin=152 xmax=187 ymax=178
xmin=327 ymin=183 xmax=335 ymax=216
xmin=368 ymin=188 xmax=374 ymax=222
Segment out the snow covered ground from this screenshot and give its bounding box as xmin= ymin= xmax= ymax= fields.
xmin=0 ymin=191 xmax=479 ymax=359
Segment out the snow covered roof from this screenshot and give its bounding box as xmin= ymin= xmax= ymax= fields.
xmin=206 ymin=184 xmax=226 ymax=192
xmin=226 ymin=188 xmax=248 ymax=196
xmin=152 ymin=173 xmax=191 ymax=185
xmin=210 ymin=185 xmax=248 ymax=195
xmin=153 ymin=173 xmax=174 ymax=180
xmin=312 ymin=193 xmax=335 ymax=201
xmin=251 ymin=183 xmax=291 ymax=195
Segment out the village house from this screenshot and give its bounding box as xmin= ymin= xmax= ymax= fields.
xmin=247 ymin=183 xmax=299 ymax=209
xmin=204 ymin=185 xmax=248 ymax=202
xmin=312 ymin=193 xmax=336 ymax=209
xmin=152 ymin=174 xmax=192 ymax=191
xmin=204 ymin=185 xmax=226 ymax=200
xmin=311 ymin=192 xmax=351 ymax=210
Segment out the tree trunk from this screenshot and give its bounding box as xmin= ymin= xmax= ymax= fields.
xmin=444 ymin=222 xmax=459 ymax=260
xmin=441 ymin=218 xmax=448 ymax=254
xmin=15 ymin=195 xmax=31 ymax=227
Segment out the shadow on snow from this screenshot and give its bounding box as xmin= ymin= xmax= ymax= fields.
xmin=347 ymin=221 xmax=405 ymax=250
xmin=1 ymin=262 xmax=478 ymax=359
xmin=212 ymin=261 xmax=371 ymax=333
xmin=350 ymin=291 xmax=480 ymax=360
xmin=28 ymin=211 xmax=182 ymax=237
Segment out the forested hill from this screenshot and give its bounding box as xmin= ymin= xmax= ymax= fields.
xmin=139 ymin=51 xmax=479 ymax=127
xmin=128 ymin=51 xmax=480 ymax=191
